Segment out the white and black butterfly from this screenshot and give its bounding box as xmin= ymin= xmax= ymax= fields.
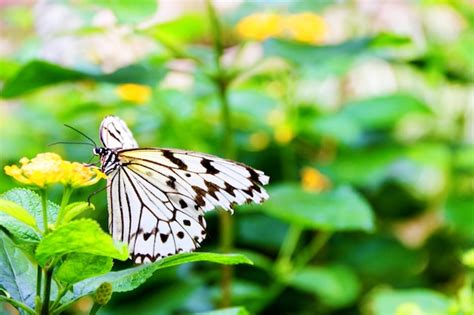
xmin=92 ymin=116 xmax=269 ymax=263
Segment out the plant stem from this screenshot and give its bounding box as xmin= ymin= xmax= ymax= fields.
xmin=50 ymin=284 xmax=70 ymax=311
xmin=294 ymin=231 xmax=332 ymax=269
xmin=0 ymin=296 xmax=36 ymax=315
xmin=55 ymin=186 xmax=73 ymax=225
xmin=36 ymin=265 xmax=42 ymax=311
xmin=275 ymin=225 xmax=302 ymax=276
xmin=40 ymin=190 xmax=48 ymax=234
xmin=41 ymin=267 xmax=53 ymax=315
xmin=217 ymin=80 xmax=235 ymax=158
xmin=89 ymin=303 xmax=102 ymax=315
xmin=206 ymin=0 xmax=235 ymax=308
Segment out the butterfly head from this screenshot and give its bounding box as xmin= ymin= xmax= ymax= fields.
xmin=93 ymin=147 xmax=120 ymax=175
xmin=93 ymin=147 xmax=106 ymax=156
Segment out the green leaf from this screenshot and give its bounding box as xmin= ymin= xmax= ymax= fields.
xmin=264 ymin=33 xmax=409 ymax=64
xmin=0 ymin=189 xmax=57 ymax=245
xmin=340 ymin=94 xmax=431 ymax=130
xmin=311 ymin=94 xmax=431 ymax=144
xmin=0 ymin=199 xmax=38 ymax=230
xmin=261 ymin=184 xmax=374 ymax=231
xmin=367 ymin=288 xmax=450 ymax=315
xmin=70 ymin=253 xmax=252 ymax=300
xmin=143 ymin=14 xmax=209 ymax=43
xmin=80 ymin=0 xmax=156 ymax=24
xmin=264 ymin=37 xmax=375 ymax=65
xmin=444 ymin=196 xmax=474 ymax=238
xmin=55 ymin=253 xmax=113 ymax=284
xmin=0 ymin=231 xmax=36 ymax=308
xmin=1 ymin=59 xmax=166 ymax=98
xmin=104 ymin=280 xmax=203 ymax=315
xmin=1 ymin=188 xmax=58 ymax=225
xmin=61 ymin=202 xmax=94 ymax=223
xmin=195 ymin=307 xmax=249 ymax=315
xmin=326 ymin=143 xmax=449 ymax=197
xmin=331 ymin=236 xmax=425 ymax=285
xmin=454 ymin=145 xmax=474 ymax=172
xmin=35 ymin=219 xmax=128 ymax=266
xmin=289 ymin=265 xmax=360 ymax=307
xmin=309 ymin=114 xmax=362 ymax=145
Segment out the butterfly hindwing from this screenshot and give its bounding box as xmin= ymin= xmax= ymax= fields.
xmin=100 ymin=116 xmax=138 ymax=150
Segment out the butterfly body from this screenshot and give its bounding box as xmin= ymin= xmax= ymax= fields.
xmin=93 ymin=116 xmax=269 ymax=263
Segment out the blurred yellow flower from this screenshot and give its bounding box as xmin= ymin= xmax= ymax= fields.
xmin=301 ymin=167 xmax=331 ymax=192
xmin=283 ymin=12 xmax=327 ymax=44
xmin=236 ymin=12 xmax=327 ymax=44
xmin=235 ymin=12 xmax=283 ymax=41
xmin=274 ymin=124 xmax=294 ymax=144
xmin=4 ymin=153 xmax=105 ymax=189
xmin=116 ymin=83 xmax=152 ymax=104
xmin=248 ymin=131 xmax=270 ymax=151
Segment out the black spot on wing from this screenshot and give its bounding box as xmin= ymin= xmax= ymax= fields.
xmin=162 ymin=150 xmax=187 ymax=170
xmin=166 ymin=176 xmax=177 ymax=189
xmin=223 ymin=182 xmax=236 ymax=197
xmin=143 ymin=232 xmax=152 ymax=241
xmin=192 ymin=186 xmax=207 ymax=207
xmin=247 ymin=167 xmax=261 ymax=183
xmin=201 ymin=159 xmax=219 ymax=174
xmin=179 ymin=199 xmax=187 ymax=208
xmin=203 ymin=180 xmax=219 ymax=199
xmin=160 ymin=233 xmax=169 ymax=243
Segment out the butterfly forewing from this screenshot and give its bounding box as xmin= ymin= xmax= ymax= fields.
xmin=98 ymin=116 xmax=269 ymax=263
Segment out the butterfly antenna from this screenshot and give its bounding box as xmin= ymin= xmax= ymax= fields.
xmin=64 ymin=124 xmax=97 ymax=147
xmin=48 ymin=141 xmax=96 ymax=147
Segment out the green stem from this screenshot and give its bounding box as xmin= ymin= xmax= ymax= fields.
xmin=50 ymin=284 xmax=70 ymax=311
xmin=41 ymin=267 xmax=53 ymax=315
xmin=36 ymin=265 xmax=42 ymax=311
xmin=206 ymin=0 xmax=235 ymax=308
xmin=275 ymin=225 xmax=302 ymax=276
xmin=0 ymin=296 xmax=36 ymax=315
xmin=294 ymin=231 xmax=332 ymax=269
xmin=89 ymin=303 xmax=102 ymax=315
xmin=55 ymin=186 xmax=73 ymax=225
xmin=40 ymin=190 xmax=48 ymax=234
xmin=217 ymin=80 xmax=235 ymax=158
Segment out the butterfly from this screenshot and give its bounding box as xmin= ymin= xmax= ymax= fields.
xmin=92 ymin=116 xmax=269 ymax=263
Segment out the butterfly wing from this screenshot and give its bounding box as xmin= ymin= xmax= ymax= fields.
xmin=100 ymin=116 xmax=138 ymax=149
xmin=110 ymin=148 xmax=269 ymax=263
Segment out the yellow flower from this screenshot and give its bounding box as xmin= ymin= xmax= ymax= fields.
xmin=274 ymin=124 xmax=294 ymax=144
xmin=235 ymin=12 xmax=283 ymax=41
xmin=283 ymin=13 xmax=327 ymax=44
xmin=116 ymin=83 xmax=152 ymax=104
xmin=248 ymin=131 xmax=270 ymax=151
xmin=235 ymin=11 xmax=327 ymax=44
xmin=301 ymin=167 xmax=331 ymax=192
xmin=4 ymin=153 xmax=105 ymax=189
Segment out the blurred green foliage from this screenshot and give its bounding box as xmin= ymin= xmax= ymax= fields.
xmin=1 ymin=0 xmax=473 ymax=314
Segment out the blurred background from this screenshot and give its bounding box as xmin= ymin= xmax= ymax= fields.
xmin=0 ymin=0 xmax=473 ymax=314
